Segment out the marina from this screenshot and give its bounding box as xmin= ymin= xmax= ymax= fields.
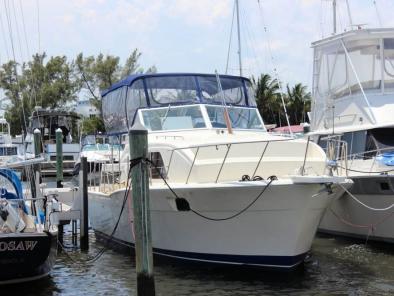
xmin=1 ymin=0 xmax=394 ymax=295
xmin=1 ymin=231 xmax=394 ymax=295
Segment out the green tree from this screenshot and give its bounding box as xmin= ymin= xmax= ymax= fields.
xmin=286 ymin=83 xmax=311 ymax=125
xmin=75 ymin=49 xmax=156 ymax=134
xmin=252 ymin=74 xmax=284 ymax=125
xmin=0 ymin=53 xmax=79 ymax=136
xmin=80 ymin=116 xmax=105 ymax=135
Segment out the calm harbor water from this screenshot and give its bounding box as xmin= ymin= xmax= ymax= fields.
xmin=3 ymin=232 xmax=394 ymax=295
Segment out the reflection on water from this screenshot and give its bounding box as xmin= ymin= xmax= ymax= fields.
xmin=2 ymin=233 xmax=394 ymax=295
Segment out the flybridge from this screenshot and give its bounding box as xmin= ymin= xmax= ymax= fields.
xmin=101 ymin=73 xmax=260 ymax=134
xmin=311 ymin=28 xmax=394 ymax=132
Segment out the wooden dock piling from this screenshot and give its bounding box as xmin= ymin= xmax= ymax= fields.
xmin=80 ymin=156 xmax=89 ymax=251
xmin=56 ymin=128 xmax=63 ymax=188
xmin=129 ymin=128 xmax=155 ymax=296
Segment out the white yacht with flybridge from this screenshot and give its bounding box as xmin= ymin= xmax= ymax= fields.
xmin=309 ymin=1 xmax=394 ymax=242
xmin=87 ymin=72 xmax=351 ymax=269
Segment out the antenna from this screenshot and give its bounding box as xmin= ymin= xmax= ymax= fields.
xmin=345 ymin=0 xmax=353 ymax=29
xmin=333 ymin=0 xmax=337 ymax=34
xmin=235 ymin=0 xmax=242 ymax=76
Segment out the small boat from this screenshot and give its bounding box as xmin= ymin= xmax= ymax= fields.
xmin=88 ymin=72 xmax=351 ymax=269
xmin=72 ymin=133 xmax=123 ymax=177
xmin=23 ymin=107 xmax=81 ymax=176
xmin=0 ymin=167 xmax=58 ymax=284
xmin=0 ymin=117 xmax=22 ymax=165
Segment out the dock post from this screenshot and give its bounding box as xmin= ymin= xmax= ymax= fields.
xmin=31 ymin=129 xmax=42 ymax=200
xmin=129 ymin=128 xmax=155 ymax=296
xmin=33 ymin=128 xmax=42 ymax=157
xmin=56 ymin=128 xmax=63 ymax=188
xmin=58 ymin=224 xmax=64 ymax=252
xmin=80 ymin=156 xmax=89 ymax=251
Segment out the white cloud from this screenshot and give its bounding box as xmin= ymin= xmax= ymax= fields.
xmin=166 ymin=0 xmax=231 ymax=26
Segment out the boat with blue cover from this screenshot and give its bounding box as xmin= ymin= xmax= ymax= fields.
xmin=88 ymin=73 xmax=351 ymax=269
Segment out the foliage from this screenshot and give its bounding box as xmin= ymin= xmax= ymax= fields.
xmin=80 ymin=116 xmax=106 ymax=135
xmin=0 ymin=49 xmax=155 ymax=136
xmin=252 ymin=74 xmax=311 ymax=126
xmin=0 ymin=53 xmax=79 ymax=135
xmin=75 ymin=49 xmax=156 ymax=133
xmin=286 ymin=83 xmax=311 ymax=125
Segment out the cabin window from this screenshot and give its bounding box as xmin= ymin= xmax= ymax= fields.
xmin=380 ymin=182 xmax=390 ymax=191
xmin=141 ymin=105 xmax=206 ymax=131
xmin=383 ymin=38 xmax=394 ymax=91
xmin=341 ymin=131 xmax=367 ymax=157
xmin=149 ymin=152 xmax=166 ymax=179
xmin=206 ymin=105 xmax=263 ymax=129
xmin=367 ymin=128 xmax=394 ymax=153
xmin=145 ymin=76 xmax=199 ymax=106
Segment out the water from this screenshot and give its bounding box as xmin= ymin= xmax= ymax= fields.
xmin=3 ymin=233 xmax=394 ymax=295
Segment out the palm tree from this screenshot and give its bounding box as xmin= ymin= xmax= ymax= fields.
xmin=252 ymin=74 xmax=283 ymax=125
xmin=286 ymin=83 xmax=311 ymax=125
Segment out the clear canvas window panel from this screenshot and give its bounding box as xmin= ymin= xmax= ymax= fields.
xmin=198 ymin=76 xmax=247 ymax=105
xmin=102 ymin=86 xmax=128 ymax=134
xmin=316 ymin=41 xmax=349 ymax=99
xmin=344 ymin=39 xmax=381 ymax=94
xmin=145 ymin=76 xmax=199 ymax=106
xmin=126 ymin=79 xmax=147 ymax=128
xmin=245 ymin=81 xmax=257 ymax=106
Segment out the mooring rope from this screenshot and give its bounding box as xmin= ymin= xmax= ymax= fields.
xmin=339 ymin=184 xmax=394 ymax=211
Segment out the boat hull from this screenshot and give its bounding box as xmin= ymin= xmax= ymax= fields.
xmin=319 ymin=175 xmax=394 ymax=243
xmin=89 ymin=180 xmax=344 ymax=269
xmin=0 ymin=231 xmax=57 ymax=285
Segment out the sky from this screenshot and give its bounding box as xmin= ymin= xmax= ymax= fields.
xmin=1 ymin=0 xmax=394 ymax=93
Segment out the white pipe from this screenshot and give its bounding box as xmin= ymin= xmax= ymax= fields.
xmin=235 ymin=0 xmax=242 ymax=76
xmin=345 ymin=0 xmax=353 ymax=29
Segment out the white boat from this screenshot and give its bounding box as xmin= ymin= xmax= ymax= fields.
xmin=72 ymin=134 xmax=123 ymax=177
xmin=0 ymin=117 xmax=22 ymax=165
xmin=309 ymin=24 xmax=394 ymax=242
xmin=24 ymin=107 xmax=81 ymax=176
xmin=88 ymin=73 xmax=351 ymax=269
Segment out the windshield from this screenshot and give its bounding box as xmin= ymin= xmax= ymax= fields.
xmin=141 ymin=105 xmax=206 ymax=131
xmin=206 ymin=105 xmax=264 ymax=130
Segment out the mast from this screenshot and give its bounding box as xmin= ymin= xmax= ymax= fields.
xmin=235 ymin=0 xmax=242 ymax=76
xmin=333 ymin=0 xmax=337 ymax=34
